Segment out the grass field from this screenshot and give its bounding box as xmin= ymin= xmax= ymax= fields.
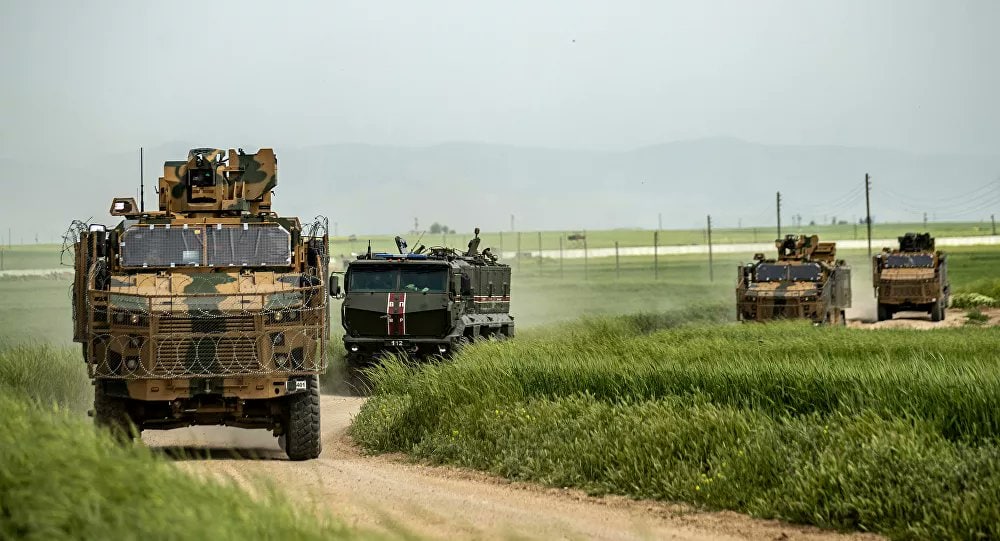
xmin=1 ymin=220 xmax=989 ymax=272
xmin=2 ymin=244 xmax=998 ymax=342
xmin=331 ymin=220 xmax=997 ymax=256
xmin=2 ymin=240 xmax=999 ymax=539
xmin=0 ymin=398 xmax=376 ymax=540
xmin=352 ymin=316 xmax=1000 ymax=539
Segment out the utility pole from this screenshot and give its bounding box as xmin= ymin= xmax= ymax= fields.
xmin=707 ymin=215 xmax=714 ymax=282
xmin=510 ymin=214 xmax=515 ymax=232
xmin=139 ymin=147 xmax=145 ymax=212
xmin=559 ymin=235 xmax=564 ymax=279
xmin=776 ymin=191 xmax=782 ymax=239
xmin=653 ymin=230 xmax=659 ymax=280
xmin=583 ymin=233 xmax=588 ymax=281
xmin=614 ymin=241 xmax=620 ymax=280
xmin=537 ymin=232 xmax=543 ymax=276
xmin=865 ymin=173 xmax=873 ymax=259
xmin=516 ymin=232 xmax=521 ymax=271
xmin=992 ymin=214 xmax=997 ymax=236
xmin=923 ymin=212 xmax=928 ymax=230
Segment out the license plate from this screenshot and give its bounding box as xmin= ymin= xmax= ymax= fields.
xmin=387 ymin=340 xmax=407 ymax=347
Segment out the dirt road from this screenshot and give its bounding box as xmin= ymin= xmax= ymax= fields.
xmin=144 ymin=397 xmax=878 ymax=541
xmin=849 ymin=307 xmax=1000 ymax=329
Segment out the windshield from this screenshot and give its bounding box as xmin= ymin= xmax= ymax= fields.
xmin=348 ymin=265 xmax=448 ymax=293
xmin=789 ymin=263 xmax=822 ymax=282
xmin=401 ymin=268 xmax=448 ymax=292
xmin=885 ymin=254 xmax=934 ymax=268
xmin=754 ymin=264 xmax=787 ymax=282
xmin=121 ymin=224 xmax=290 ymax=268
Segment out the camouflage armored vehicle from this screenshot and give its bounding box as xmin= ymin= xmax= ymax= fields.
xmin=873 ymin=232 xmax=950 ymax=322
xmin=736 ymin=235 xmax=852 ymax=324
xmin=334 ymin=228 xmax=513 ymax=370
xmin=69 ymin=148 xmax=329 ymax=460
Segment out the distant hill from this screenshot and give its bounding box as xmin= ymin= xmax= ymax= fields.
xmin=4 ymin=138 xmax=998 ymax=243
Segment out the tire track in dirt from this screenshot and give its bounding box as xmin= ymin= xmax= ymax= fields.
xmin=143 ymin=396 xmax=880 ymax=541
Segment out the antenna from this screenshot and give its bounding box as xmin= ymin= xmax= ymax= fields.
xmin=140 ymin=147 xmax=145 ymax=212
xmin=411 ymin=229 xmax=427 ymax=251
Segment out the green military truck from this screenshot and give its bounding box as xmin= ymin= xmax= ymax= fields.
xmin=873 ymin=232 xmax=950 ymax=322
xmin=333 ymin=229 xmax=514 ymax=370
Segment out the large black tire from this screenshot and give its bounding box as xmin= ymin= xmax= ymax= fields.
xmin=931 ymin=301 xmax=945 ymax=322
xmin=876 ymin=304 xmax=890 ymax=322
xmin=283 ymin=375 xmax=321 ymax=461
xmin=93 ymin=385 xmax=137 ymax=441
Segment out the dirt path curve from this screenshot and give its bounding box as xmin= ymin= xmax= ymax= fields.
xmin=143 ymin=397 xmax=879 ymax=541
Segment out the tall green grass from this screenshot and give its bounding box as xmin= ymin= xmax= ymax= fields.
xmin=0 ymin=342 xmax=89 ymax=412
xmin=0 ymin=394 xmax=379 ymax=541
xmin=0 ymin=344 xmax=385 ymax=540
xmin=352 ymin=313 xmax=1000 ymax=539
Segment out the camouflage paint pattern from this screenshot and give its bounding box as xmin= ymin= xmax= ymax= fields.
xmin=873 ymin=233 xmax=950 ymax=319
xmin=158 ymin=148 xmax=277 ymax=216
xmin=736 ymin=235 xmax=852 ymax=324
xmin=69 ymin=148 xmax=329 ymax=430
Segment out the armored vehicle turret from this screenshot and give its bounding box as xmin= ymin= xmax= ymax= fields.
xmin=69 ymin=148 xmax=329 ymax=460
xmin=335 ymin=228 xmax=514 ymax=370
xmin=736 ymin=235 xmax=852 ymax=324
xmin=873 ymin=232 xmax=950 ymax=322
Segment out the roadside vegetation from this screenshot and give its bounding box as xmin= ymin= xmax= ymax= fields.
xmin=353 ymin=313 xmax=1000 ymax=539
xmin=0 ymin=345 xmax=379 ymax=540
xmin=0 ymin=394 xmax=375 ymax=540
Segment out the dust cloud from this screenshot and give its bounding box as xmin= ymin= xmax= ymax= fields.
xmin=846 ymin=257 xmax=876 ymax=322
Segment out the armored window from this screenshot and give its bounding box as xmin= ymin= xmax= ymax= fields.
xmin=885 ymin=254 xmax=933 ymax=268
xmin=188 ymin=169 xmax=215 ymax=187
xmin=400 ymin=267 xmax=448 ymax=293
xmin=349 ymin=266 xmax=398 ymax=292
xmin=206 ymin=224 xmax=291 ymax=267
xmin=789 ymin=263 xmax=822 ymax=282
xmin=754 ymin=264 xmax=788 ymax=282
xmin=121 ymin=225 xmax=205 ymax=267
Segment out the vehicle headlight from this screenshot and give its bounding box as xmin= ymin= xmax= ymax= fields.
xmin=274 ymin=353 xmax=289 ymax=369
xmin=125 ymin=358 xmax=139 ymax=371
xmin=274 ymin=311 xmax=283 ymax=322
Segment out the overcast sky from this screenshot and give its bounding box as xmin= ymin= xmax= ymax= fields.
xmin=2 ymin=0 xmax=999 ymax=158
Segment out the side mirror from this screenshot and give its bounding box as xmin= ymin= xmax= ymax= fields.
xmin=329 ymin=275 xmax=342 ymax=298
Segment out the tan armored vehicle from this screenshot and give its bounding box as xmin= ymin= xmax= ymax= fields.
xmin=737 ymin=235 xmax=852 ymax=324
xmin=69 ymin=148 xmax=329 ymax=460
xmin=873 ymin=232 xmax=950 ymax=322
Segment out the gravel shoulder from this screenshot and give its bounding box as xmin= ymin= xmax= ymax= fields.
xmin=143 ymin=396 xmax=881 ymax=541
